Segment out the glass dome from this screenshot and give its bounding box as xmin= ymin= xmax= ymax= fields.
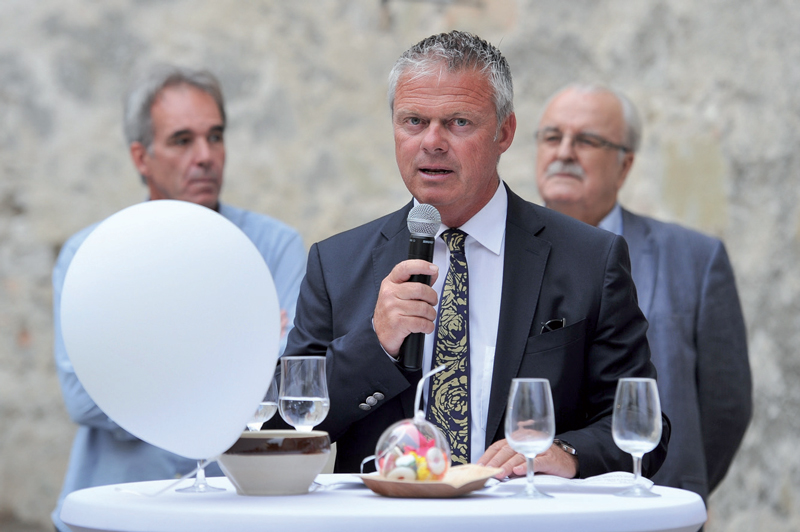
xmin=375 ymin=414 xmax=451 ymax=481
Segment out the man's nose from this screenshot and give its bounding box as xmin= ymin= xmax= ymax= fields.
xmin=556 ymin=134 xmax=577 ymax=160
xmin=421 ymin=123 xmax=448 ymax=153
xmin=194 ymin=139 xmax=213 ymax=166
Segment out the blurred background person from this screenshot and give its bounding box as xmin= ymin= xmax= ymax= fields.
xmin=51 ymin=65 xmax=306 ymax=532
xmin=535 ymin=83 xmax=752 ymax=501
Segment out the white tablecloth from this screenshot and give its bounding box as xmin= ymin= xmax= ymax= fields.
xmin=62 ymin=474 xmax=706 ymax=532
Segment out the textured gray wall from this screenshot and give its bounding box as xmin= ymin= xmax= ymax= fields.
xmin=1 ymin=0 xmax=798 ymax=530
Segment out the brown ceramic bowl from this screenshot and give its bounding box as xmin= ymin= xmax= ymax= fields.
xmin=218 ymin=430 xmax=331 ymax=496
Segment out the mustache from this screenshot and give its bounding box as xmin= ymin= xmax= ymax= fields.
xmin=545 ymin=161 xmax=586 ymax=179
xmin=187 ymin=168 xmax=222 ymax=180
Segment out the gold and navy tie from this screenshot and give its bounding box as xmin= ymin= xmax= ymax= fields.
xmin=427 ymin=228 xmax=470 ymax=465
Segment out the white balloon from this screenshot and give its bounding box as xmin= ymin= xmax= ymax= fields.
xmin=61 ymin=200 xmax=280 ymax=460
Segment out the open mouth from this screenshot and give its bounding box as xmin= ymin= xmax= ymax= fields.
xmin=420 ymin=168 xmax=453 ymax=176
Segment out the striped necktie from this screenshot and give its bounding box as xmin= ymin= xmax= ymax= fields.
xmin=426 ymin=228 xmax=470 ymax=465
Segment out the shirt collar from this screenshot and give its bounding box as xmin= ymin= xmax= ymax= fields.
xmin=597 ymin=203 xmax=623 ymax=236
xmin=443 ymin=181 xmax=507 ymax=256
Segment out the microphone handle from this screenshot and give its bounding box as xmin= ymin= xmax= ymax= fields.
xmin=399 ymin=235 xmax=435 ymax=371
xmin=399 ymin=332 xmax=425 ymax=371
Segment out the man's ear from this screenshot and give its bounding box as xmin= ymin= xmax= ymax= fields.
xmin=616 ymin=152 xmax=635 ymax=190
xmin=497 ymin=112 xmax=517 ymax=153
xmin=129 ymin=142 xmax=150 ymax=178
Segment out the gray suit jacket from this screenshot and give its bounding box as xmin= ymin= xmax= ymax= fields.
xmin=621 ymin=207 xmax=751 ymax=500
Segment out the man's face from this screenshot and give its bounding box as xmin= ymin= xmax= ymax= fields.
xmin=130 ymin=84 xmax=225 ymax=210
xmin=535 ymin=89 xmax=634 ymax=226
xmin=393 ymin=66 xmax=515 ymax=228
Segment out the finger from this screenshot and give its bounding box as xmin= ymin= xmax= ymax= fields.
xmin=388 ymin=260 xmax=439 ymax=284
xmin=394 ymin=281 xmax=439 ymax=307
xmin=499 ymin=453 xmax=527 ymax=478
xmin=477 ymin=439 xmax=507 ymax=465
xmin=479 ymin=443 xmax=521 ymax=478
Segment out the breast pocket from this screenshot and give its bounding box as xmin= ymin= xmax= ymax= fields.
xmin=523 ymin=318 xmax=587 ymax=356
xmin=518 ymin=318 xmax=587 ymax=420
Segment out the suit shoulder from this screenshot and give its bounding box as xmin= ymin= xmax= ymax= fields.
xmin=533 ymin=202 xmax=619 ymax=247
xmin=219 ymin=204 xmax=302 ymax=242
xmin=628 ymin=211 xmax=725 ymax=254
xmin=314 ymin=207 xmax=408 ymax=251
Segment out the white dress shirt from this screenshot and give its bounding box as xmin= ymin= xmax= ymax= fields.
xmin=420 ymin=182 xmax=507 ymax=462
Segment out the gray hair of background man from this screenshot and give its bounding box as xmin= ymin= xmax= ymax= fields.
xmin=540 ymin=83 xmax=642 ymax=156
xmin=123 ymin=65 xmax=226 ymax=151
xmin=387 ymin=30 xmax=514 ymax=128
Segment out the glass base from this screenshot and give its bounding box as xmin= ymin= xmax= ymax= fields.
xmin=176 ymin=482 xmax=225 ymax=493
xmin=513 ymin=485 xmax=553 ymax=499
xmin=615 ymin=484 xmax=661 ymax=498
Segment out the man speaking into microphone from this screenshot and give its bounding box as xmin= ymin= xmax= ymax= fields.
xmin=282 ymin=31 xmax=670 ymax=479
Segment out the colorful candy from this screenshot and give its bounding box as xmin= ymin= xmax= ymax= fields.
xmin=375 ymin=418 xmax=451 ymax=481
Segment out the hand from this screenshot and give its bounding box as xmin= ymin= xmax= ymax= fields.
xmin=279 ymin=309 xmax=288 ymax=338
xmin=373 ymin=260 xmax=439 ymax=356
xmin=477 ymin=439 xmax=579 ymax=479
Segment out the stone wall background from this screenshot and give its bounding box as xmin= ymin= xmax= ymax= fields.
xmin=1 ymin=0 xmax=798 ymax=529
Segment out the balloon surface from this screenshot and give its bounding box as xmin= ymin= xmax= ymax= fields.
xmin=61 ymin=200 xmax=280 ymax=460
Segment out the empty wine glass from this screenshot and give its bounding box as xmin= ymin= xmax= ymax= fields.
xmin=612 ymin=377 xmax=662 ymax=498
xmin=505 ymin=378 xmax=556 ymax=498
xmin=246 ymin=365 xmax=279 ymax=431
xmin=279 ymin=356 xmax=329 ymax=432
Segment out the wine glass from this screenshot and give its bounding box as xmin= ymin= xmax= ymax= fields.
xmin=246 ymin=365 xmax=279 ymax=431
xmin=505 ymin=378 xmax=556 ymax=498
xmin=279 ymin=356 xmax=329 ymax=432
xmin=612 ymin=377 xmax=662 ymax=497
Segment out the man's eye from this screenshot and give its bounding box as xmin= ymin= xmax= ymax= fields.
xmin=576 ymin=136 xmax=601 ymax=148
xmin=453 ymin=118 xmax=469 ymax=127
xmin=172 ymin=137 xmax=191 ymax=146
xmin=209 ymin=133 xmax=223 ymax=143
xmin=543 ymin=134 xmax=562 ymax=144
xmin=407 ymin=117 xmax=422 ymax=126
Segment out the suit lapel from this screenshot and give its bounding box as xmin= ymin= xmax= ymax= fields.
xmin=621 ymin=208 xmax=657 ymax=319
xmin=485 ymin=187 xmax=550 ymax=447
xmin=372 ymin=201 xmax=418 ymax=419
xmin=372 ymin=202 xmax=413 ymax=292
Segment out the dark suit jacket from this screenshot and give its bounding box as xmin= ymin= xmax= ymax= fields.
xmin=283 ymin=185 xmax=670 ymax=477
xmin=622 ymin=208 xmax=751 ymax=499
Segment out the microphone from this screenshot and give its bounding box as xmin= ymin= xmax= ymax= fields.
xmin=399 ymin=204 xmax=441 ymax=371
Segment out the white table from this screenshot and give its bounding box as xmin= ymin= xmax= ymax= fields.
xmin=62 ymin=474 xmax=706 ymax=532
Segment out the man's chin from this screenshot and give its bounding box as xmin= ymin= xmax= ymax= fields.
xmin=182 ymin=192 xmax=221 ymax=210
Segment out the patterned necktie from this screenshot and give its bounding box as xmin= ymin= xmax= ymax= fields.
xmin=427 ymin=228 xmax=470 ymax=465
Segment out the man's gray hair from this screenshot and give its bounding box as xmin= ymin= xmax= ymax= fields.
xmin=388 ymin=30 xmax=514 ymax=127
xmin=123 ymin=64 xmax=226 ymax=149
xmin=541 ymin=83 xmax=642 ymax=153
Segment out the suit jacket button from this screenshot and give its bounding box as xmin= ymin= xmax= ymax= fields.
xmin=366 ymin=396 xmax=378 ymax=406
xmin=359 ymin=403 xmax=371 ymax=411
xmin=373 ymin=392 xmax=385 ymax=401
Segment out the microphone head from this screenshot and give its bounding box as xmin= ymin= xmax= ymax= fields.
xmin=407 ymin=204 xmax=441 ymax=237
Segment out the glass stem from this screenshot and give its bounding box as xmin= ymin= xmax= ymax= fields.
xmin=525 ymin=455 xmax=537 ymax=495
xmin=632 ymin=454 xmax=643 ymax=486
xmin=196 ymin=460 xmax=207 ymax=485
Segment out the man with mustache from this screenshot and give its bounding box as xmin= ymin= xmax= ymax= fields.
xmin=51 ymin=65 xmax=306 ymax=532
xmin=535 ymin=83 xmax=752 ymax=501
xmin=282 ymin=32 xmax=669 ymax=481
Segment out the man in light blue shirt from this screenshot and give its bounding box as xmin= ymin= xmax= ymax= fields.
xmin=52 ymin=65 xmax=306 ymax=531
